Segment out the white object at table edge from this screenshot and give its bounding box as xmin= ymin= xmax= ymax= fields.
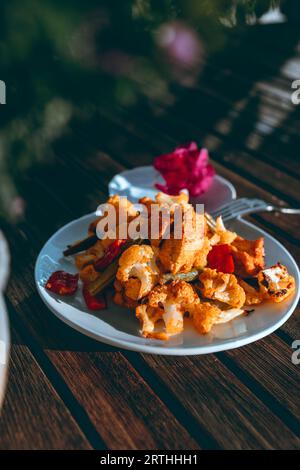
xmin=0 ymin=231 xmax=10 ymax=407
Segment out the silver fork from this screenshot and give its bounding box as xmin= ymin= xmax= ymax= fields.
xmin=207 ymin=197 xmax=300 ymax=227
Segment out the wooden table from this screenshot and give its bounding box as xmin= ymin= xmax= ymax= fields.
xmin=0 ymin=20 xmax=300 ymax=450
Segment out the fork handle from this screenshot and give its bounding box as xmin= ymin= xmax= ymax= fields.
xmin=224 ymin=204 xmax=272 ymax=221
xmin=221 ymin=200 xmax=300 ymax=222
xmin=277 ymin=207 xmax=300 ymax=215
xmin=217 ymin=199 xmax=272 ymax=222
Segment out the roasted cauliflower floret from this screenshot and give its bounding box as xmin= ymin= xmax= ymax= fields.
xmin=258 ymin=263 xmax=295 ymax=303
xmin=135 ymin=305 xmax=168 ymax=340
xmin=231 ymin=236 xmax=265 ymax=277
xmin=137 ymin=280 xmax=199 ymax=338
xmin=192 ymin=302 xmax=244 ymax=334
xmin=191 ymin=302 xmax=221 ymax=334
xmin=208 ymin=216 xmax=237 ymax=246
xmin=100 ymin=194 xmax=138 ymax=225
xmin=88 ymin=194 xmax=137 ymax=236
xmin=148 ymin=279 xmax=199 ymax=308
xmin=113 ymin=279 xmax=138 ymax=309
xmin=155 ymin=191 xmax=189 ymax=208
xmin=199 ymin=268 xmax=246 ymax=308
xmin=116 ymin=244 xmax=159 ymax=300
xmin=90 ymin=195 xmax=138 ymax=248
xmin=239 ymin=279 xmax=264 ymax=306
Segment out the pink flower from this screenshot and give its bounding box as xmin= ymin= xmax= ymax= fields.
xmin=154 ymin=142 xmax=215 ymax=197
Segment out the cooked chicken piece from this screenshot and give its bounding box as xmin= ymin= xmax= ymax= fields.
xmin=199 ymin=268 xmax=246 ymax=308
xmin=257 ymin=263 xmax=295 ymax=303
xmin=192 ymin=302 xmax=244 ymax=334
xmin=159 ymin=234 xmax=201 ymax=274
xmin=139 ymin=196 xmax=171 ymax=247
xmin=239 ymin=279 xmax=264 ymax=305
xmin=193 ymin=237 xmax=211 ymax=270
xmin=116 ymin=244 xmax=159 ymax=300
xmin=231 ymin=236 xmax=265 ymax=277
xmin=208 ymin=216 xmax=237 ymax=246
xmin=139 ymin=192 xmax=192 ymax=248
xmin=159 ymin=206 xmax=206 ymax=273
xmin=137 ymin=280 xmax=199 ymax=338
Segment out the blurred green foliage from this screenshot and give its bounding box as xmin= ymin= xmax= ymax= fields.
xmin=0 ymin=0 xmax=281 ymax=221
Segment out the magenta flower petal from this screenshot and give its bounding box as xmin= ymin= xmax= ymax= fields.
xmin=154 ymin=142 xmax=215 ymax=196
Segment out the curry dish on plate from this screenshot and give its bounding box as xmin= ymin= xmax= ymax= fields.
xmin=46 ymin=192 xmax=296 ymax=341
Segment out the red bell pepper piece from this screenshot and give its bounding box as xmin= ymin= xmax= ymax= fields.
xmin=207 ymin=244 xmax=235 ymax=274
xmin=83 ymin=285 xmax=107 ymax=311
xmin=45 ymin=271 xmax=79 ymax=296
xmin=94 ymin=239 xmax=127 ymax=272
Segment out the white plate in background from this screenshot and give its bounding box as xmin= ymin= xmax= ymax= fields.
xmin=108 ymin=166 xmax=236 ymax=212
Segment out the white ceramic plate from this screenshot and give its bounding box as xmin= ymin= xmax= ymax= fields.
xmin=108 ymin=166 xmax=236 ymax=212
xmin=35 ymin=214 xmax=299 ymax=355
xmin=0 ymin=231 xmax=10 ymax=406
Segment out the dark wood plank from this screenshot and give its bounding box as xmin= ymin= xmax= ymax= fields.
xmin=100 ymin=105 xmax=300 ymax=207
xmin=205 ymin=139 xmax=300 ymax=206
xmin=0 ymin=330 xmax=91 ymax=450
xmin=89 ymin=41 xmax=300 ymax=180
xmin=133 ymin=23 xmax=300 ymax=177
xmin=139 ymin=353 xmax=300 ymax=449
xmin=47 ymin=351 xmax=199 ymax=450
xmin=223 ymin=334 xmax=300 ymax=424
xmin=281 ymin=308 xmax=300 ymax=342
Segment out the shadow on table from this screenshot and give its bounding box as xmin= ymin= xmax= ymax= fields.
xmin=8 ymin=295 xmax=122 ymax=353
